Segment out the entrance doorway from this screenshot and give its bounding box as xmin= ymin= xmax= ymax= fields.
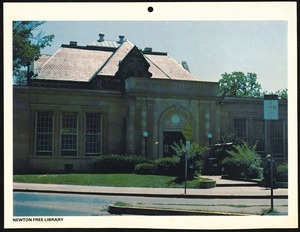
xmin=163 ymin=131 xmax=186 ymax=157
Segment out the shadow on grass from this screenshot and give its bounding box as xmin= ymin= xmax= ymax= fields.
xmin=167 ymin=177 xmax=195 ymax=186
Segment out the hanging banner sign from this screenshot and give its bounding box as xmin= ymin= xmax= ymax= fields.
xmin=264 ymin=95 xmax=278 ymax=120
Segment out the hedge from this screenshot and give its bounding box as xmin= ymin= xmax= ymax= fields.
xmin=93 ymin=154 xmax=149 ymax=173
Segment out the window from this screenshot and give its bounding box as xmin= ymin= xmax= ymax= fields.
xmin=270 ymin=120 xmax=284 ymax=155
xmin=234 ymin=118 xmax=247 ymax=141
xmin=85 ymin=113 xmax=102 ymax=156
xmin=36 ymin=111 xmax=53 ymax=156
xmin=61 ymin=112 xmax=77 ymax=156
xmin=253 ymin=119 xmax=265 ymax=154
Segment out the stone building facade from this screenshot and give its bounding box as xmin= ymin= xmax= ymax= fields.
xmin=13 ymin=33 xmax=288 ymax=173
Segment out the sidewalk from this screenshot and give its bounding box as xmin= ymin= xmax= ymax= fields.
xmin=13 ymin=176 xmax=288 ymax=199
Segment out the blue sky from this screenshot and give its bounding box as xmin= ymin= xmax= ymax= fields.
xmin=38 ymin=21 xmax=287 ymax=93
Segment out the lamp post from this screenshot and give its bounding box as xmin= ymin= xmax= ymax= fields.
xmin=266 ymin=154 xmax=274 ymax=212
xmin=207 ymin=133 xmax=212 ymax=148
xmin=207 ymin=133 xmax=213 ymax=157
xmin=143 ymin=131 xmax=148 ymax=158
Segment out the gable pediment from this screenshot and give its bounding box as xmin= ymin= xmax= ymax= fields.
xmin=115 ymin=46 xmax=152 ymax=79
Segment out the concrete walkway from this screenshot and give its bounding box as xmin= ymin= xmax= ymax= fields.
xmin=13 ymin=176 xmax=288 ymax=199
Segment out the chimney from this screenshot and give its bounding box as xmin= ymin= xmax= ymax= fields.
xmin=98 ymin=32 xmax=105 ymax=42
xmin=69 ymin=41 xmax=77 ymax=46
xmin=143 ymin=47 xmax=152 ymax=53
xmin=118 ymin=34 xmax=125 ymax=44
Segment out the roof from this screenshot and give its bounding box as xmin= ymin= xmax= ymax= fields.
xmin=33 ymin=37 xmax=199 ymax=82
xmin=34 ymin=47 xmax=113 ymax=82
xmin=87 ymin=40 xmax=121 ymax=48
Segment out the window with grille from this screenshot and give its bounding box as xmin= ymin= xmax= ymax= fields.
xmin=61 ymin=112 xmax=77 ymax=156
xmin=234 ymin=118 xmax=247 ymax=141
xmin=36 ymin=111 xmax=53 ymax=156
xmin=85 ymin=113 xmax=101 ymax=156
xmin=270 ymin=120 xmax=284 ymax=155
xmin=253 ymin=119 xmax=265 ymax=154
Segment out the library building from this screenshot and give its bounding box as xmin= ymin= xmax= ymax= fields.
xmin=13 ymin=33 xmax=288 ymax=173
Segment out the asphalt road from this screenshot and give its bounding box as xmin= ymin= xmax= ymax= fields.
xmin=13 ymin=191 xmax=288 ymax=216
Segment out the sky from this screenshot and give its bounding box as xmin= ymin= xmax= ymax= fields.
xmin=38 ymin=20 xmax=288 ymax=93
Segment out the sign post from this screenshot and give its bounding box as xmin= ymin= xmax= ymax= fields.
xmin=182 ymin=123 xmax=193 ymax=194
xmin=264 ymin=95 xmax=278 ymax=212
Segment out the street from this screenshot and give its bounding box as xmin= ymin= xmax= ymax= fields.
xmin=13 ymin=191 xmax=288 ymax=216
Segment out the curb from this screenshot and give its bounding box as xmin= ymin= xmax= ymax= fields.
xmin=108 ymin=205 xmax=254 ymax=216
xmin=13 ymin=188 xmax=288 ymax=199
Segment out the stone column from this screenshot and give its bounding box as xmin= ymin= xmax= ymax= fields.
xmin=126 ymin=95 xmax=136 ymax=154
xmin=146 ymin=99 xmax=154 ymax=159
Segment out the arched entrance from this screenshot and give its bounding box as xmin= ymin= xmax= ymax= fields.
xmin=158 ymin=105 xmax=195 ymax=157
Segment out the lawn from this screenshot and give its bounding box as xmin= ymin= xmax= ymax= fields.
xmin=13 ymin=173 xmax=209 ymax=188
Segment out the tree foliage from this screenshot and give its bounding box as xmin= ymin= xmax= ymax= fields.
xmin=13 ymin=21 xmax=54 ymax=83
xmin=171 ymin=141 xmax=208 ymax=180
xmin=219 ymin=71 xmax=262 ymax=97
xmin=222 ymin=141 xmax=263 ymax=180
xmin=275 ymin=88 xmax=288 ymax=99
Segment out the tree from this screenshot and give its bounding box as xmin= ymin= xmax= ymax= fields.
xmin=13 ymin=21 xmax=54 ymax=85
xmin=219 ymin=71 xmax=262 ymax=97
xmin=275 ymin=88 xmax=288 ymax=99
xmin=262 ymin=88 xmax=288 ymax=100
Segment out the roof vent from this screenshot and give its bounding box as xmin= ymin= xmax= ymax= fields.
xmin=181 ymin=61 xmax=190 ymax=72
xmin=69 ymin=41 xmax=77 ymax=46
xmin=98 ymin=32 xmax=105 ymax=42
xmin=118 ymin=34 xmax=125 ymax=44
xmin=143 ymin=47 xmax=152 ymax=53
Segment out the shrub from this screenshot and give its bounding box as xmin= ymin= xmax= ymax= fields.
xmin=154 ymin=157 xmax=180 ymax=176
xmin=93 ymin=154 xmax=148 ymax=173
xmin=276 ymin=162 xmax=288 ymax=182
xmin=171 ymin=141 xmax=207 ymax=180
xmin=134 ymin=162 xmax=157 ymax=175
xmin=222 ymin=141 xmax=263 ymax=180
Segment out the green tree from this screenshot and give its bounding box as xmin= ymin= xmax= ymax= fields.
xmin=275 ymin=88 xmax=288 ymax=99
xmin=171 ymin=141 xmax=208 ymax=180
xmin=222 ymin=141 xmax=263 ymax=180
xmin=219 ymin=71 xmax=262 ymax=97
xmin=13 ymin=21 xmax=54 ymax=85
xmin=261 ymin=88 xmax=288 ymax=100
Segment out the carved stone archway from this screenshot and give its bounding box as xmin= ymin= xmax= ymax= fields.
xmin=157 ymin=104 xmax=195 ymax=158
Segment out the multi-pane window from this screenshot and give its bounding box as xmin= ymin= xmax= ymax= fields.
xmin=270 ymin=120 xmax=284 ymax=155
xmin=36 ymin=111 xmax=53 ymax=156
xmin=253 ymin=119 xmax=265 ymax=154
xmin=234 ymin=118 xmax=247 ymax=141
xmin=85 ymin=113 xmax=101 ymax=156
xmin=61 ymin=112 xmax=77 ymax=156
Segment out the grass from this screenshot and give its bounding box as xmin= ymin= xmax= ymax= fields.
xmin=13 ymin=173 xmax=208 ymax=188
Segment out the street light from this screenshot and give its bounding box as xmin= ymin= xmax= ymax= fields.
xmin=207 ymin=133 xmax=213 ymax=148
xmin=143 ymin=131 xmax=148 ymax=158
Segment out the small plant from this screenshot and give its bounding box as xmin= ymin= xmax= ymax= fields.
xmin=113 ymin=201 xmax=131 ymax=207
xmin=222 ymin=141 xmax=263 ymax=180
xmin=171 ymin=141 xmax=208 ymax=180
xmin=276 ymin=162 xmax=288 ymax=182
xmin=261 ymin=208 xmax=278 ymax=215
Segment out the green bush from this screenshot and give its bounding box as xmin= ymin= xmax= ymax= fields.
xmin=93 ymin=154 xmax=148 ymax=173
xmin=276 ymin=162 xmax=288 ymax=182
xmin=154 ymin=157 xmax=180 ymax=176
xmin=134 ymin=162 xmax=157 ymax=175
xmin=171 ymin=141 xmax=207 ymax=180
xmin=222 ymin=141 xmax=263 ymax=180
